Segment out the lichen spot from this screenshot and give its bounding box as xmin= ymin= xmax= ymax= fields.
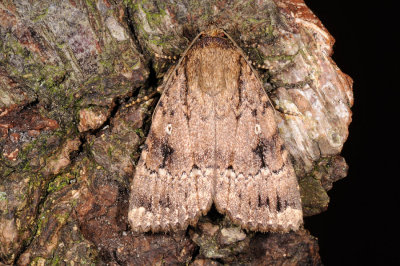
xmin=165 ymin=124 xmax=172 ymax=135
xmin=255 ymin=124 xmax=261 ymax=134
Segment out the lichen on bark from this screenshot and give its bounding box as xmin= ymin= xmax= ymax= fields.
xmin=1 ymin=0 xmax=352 ymax=264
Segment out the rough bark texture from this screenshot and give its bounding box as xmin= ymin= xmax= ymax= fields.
xmin=0 ymin=0 xmax=352 ymax=265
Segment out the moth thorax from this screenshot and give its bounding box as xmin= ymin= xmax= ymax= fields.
xmin=197 ymin=49 xmax=228 ymax=95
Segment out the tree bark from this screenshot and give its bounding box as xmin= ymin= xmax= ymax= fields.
xmin=0 ymin=0 xmax=352 ymax=264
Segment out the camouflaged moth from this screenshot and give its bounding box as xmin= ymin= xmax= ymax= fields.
xmin=128 ymin=29 xmax=302 ymax=233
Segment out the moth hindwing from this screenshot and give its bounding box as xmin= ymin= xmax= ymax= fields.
xmin=128 ymin=29 xmax=302 ymax=233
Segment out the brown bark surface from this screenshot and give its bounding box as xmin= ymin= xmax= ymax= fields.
xmin=0 ymin=0 xmax=352 ymax=264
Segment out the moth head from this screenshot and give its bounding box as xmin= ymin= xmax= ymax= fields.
xmin=203 ymin=28 xmax=226 ymax=38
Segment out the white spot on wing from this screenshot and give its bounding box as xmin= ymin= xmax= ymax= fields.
xmin=165 ymin=124 xmax=172 ymax=135
xmin=255 ymin=124 xmax=261 ymax=134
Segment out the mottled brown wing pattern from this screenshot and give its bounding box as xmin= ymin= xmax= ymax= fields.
xmin=213 ymin=58 xmax=302 ymax=232
xmin=128 ymin=60 xmax=214 ymax=232
xmin=129 ymin=29 xmax=302 ymax=233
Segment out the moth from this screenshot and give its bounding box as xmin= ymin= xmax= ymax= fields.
xmin=128 ymin=29 xmax=302 ymax=233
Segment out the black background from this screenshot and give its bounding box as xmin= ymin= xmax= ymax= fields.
xmin=303 ymin=1 xmax=398 ymax=265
